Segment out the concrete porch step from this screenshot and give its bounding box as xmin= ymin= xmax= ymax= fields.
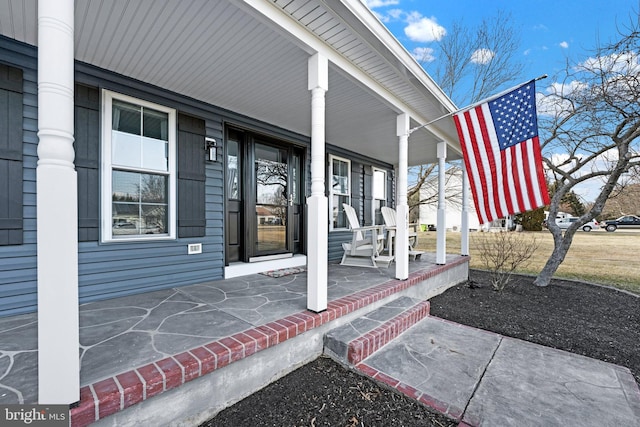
xmin=323 ymin=296 xmax=430 ymax=365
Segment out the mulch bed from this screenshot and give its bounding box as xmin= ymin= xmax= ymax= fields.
xmin=202 ymin=269 xmax=640 ymax=426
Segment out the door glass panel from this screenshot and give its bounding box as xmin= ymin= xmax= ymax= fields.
xmin=255 ymin=143 xmax=288 ymax=253
xmin=227 ymin=133 xmax=241 ymax=200
xmin=292 ymin=153 xmax=301 ymax=204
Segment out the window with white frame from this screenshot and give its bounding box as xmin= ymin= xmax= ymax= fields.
xmin=329 ymin=155 xmax=350 ymax=230
xmin=101 ymin=90 xmax=176 ymax=241
xmin=372 ymin=168 xmax=386 ymax=225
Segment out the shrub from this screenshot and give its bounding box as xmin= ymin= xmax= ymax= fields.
xmin=473 ymin=231 xmax=539 ymax=291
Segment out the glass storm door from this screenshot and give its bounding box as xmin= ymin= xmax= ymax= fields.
xmin=254 ymin=143 xmax=289 ymax=256
xmin=225 ymin=128 xmax=304 ymax=264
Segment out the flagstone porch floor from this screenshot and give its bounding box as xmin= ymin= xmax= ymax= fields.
xmin=0 ymin=254 xmax=468 ymax=425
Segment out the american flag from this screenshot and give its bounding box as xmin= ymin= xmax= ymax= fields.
xmin=453 ymin=80 xmax=550 ymax=225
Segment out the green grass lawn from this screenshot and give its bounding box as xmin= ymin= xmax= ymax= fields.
xmin=414 ymin=230 xmax=640 ymax=294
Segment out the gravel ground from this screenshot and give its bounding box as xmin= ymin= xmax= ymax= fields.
xmin=202 ymin=270 xmax=640 ymax=426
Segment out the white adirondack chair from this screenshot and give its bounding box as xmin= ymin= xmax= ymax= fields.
xmin=381 ymin=206 xmax=423 ymax=260
xmin=340 ymin=204 xmax=391 ymax=268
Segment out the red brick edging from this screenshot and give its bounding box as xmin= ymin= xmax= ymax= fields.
xmin=347 ymin=300 xmax=431 ymax=364
xmin=71 ymin=257 xmax=469 ymax=426
xmin=355 ymin=362 xmax=466 ymax=422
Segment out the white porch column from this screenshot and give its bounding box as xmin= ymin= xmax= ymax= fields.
xmin=395 ymin=114 xmax=410 ymax=280
xmin=37 ymin=0 xmax=79 ymax=404
xmin=307 ymin=53 xmax=328 ymax=312
xmin=460 ymin=165 xmax=470 ymax=256
xmin=436 ymin=141 xmax=447 ymax=265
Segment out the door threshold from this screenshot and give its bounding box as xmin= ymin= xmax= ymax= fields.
xmin=225 ymin=254 xmax=307 ymax=279
xmin=249 ymin=253 xmax=293 ymax=263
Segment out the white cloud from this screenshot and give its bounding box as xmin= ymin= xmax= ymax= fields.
xmin=578 ymin=51 xmax=640 ymax=74
xmin=363 ymin=0 xmax=400 ymax=8
xmin=404 ymin=12 xmax=446 ymax=42
xmin=559 ymin=41 xmax=569 ymax=49
xmin=412 ymin=47 xmax=436 ymax=63
xmin=387 ymin=8 xmax=404 ymax=20
xmin=470 ymin=48 xmax=495 ymax=65
xmin=536 ymin=81 xmax=587 ymax=118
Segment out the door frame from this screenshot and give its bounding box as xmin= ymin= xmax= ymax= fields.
xmin=224 ymin=125 xmax=306 ymax=265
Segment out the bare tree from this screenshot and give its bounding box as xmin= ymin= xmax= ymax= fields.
xmin=418 ymin=10 xmax=525 ymax=107
xmin=536 ymin=14 xmax=640 ymax=286
xmin=410 ymin=11 xmax=525 ymax=213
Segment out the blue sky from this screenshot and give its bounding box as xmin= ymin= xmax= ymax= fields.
xmin=365 ymin=0 xmax=638 ymax=94
xmin=364 ymin=0 xmax=639 ymax=202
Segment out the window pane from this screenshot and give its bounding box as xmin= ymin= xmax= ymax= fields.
xmin=142 ymin=137 xmax=168 ymax=171
xmin=112 ymin=170 xmax=168 ymax=238
xmin=332 ymin=195 xmax=348 ymax=229
xmin=112 ymin=203 xmax=139 ymax=235
xmin=142 ymin=107 xmax=168 ymax=140
xmin=374 ymin=199 xmax=385 ymax=225
xmin=139 ymin=174 xmax=167 ymax=203
xmin=113 ymin=170 xmax=142 ymax=202
xmin=256 ymin=144 xmax=287 ymax=205
xmin=112 ymin=131 xmax=142 ymax=168
xmin=332 ymin=159 xmax=349 ymax=195
xmin=112 ymin=100 xmax=141 ymax=135
xmin=141 ymin=205 xmax=167 ymax=234
xmin=373 ymin=170 xmax=386 ymax=200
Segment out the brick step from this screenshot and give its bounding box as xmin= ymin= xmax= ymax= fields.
xmin=324 ymin=296 xmax=430 ymax=365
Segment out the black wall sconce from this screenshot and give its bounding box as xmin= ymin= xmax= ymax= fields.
xmin=205 ymin=137 xmax=217 ymax=162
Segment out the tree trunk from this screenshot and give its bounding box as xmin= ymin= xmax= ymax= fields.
xmin=533 ymin=229 xmax=574 ymax=286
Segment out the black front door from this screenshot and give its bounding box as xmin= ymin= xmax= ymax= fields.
xmin=225 ymin=128 xmax=304 ymax=264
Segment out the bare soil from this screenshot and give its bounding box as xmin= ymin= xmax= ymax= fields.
xmin=202 ymin=270 xmax=640 ymax=426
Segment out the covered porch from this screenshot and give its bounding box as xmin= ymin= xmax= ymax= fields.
xmin=0 ymin=0 xmax=469 ymax=411
xmin=0 ymin=256 xmax=469 ymax=425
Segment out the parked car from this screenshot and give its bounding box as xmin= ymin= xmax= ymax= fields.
xmin=602 ymin=215 xmax=640 ymax=232
xmin=555 ymin=217 xmax=600 ymax=232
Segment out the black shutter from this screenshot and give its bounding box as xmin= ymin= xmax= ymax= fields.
xmin=350 ymin=161 xmax=363 ymax=224
xmin=363 ymin=165 xmax=373 ymax=225
xmin=177 ymin=113 xmax=206 ymax=238
xmin=74 ymin=84 xmax=100 ymax=242
xmin=0 ymin=64 xmax=24 ymax=246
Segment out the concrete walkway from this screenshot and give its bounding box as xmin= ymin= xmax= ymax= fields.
xmin=356 ymin=316 xmax=640 ymax=426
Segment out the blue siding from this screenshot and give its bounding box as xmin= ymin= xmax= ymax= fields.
xmin=76 ymin=109 xmax=227 ymax=305
xmin=0 ymin=40 xmax=38 ymax=315
xmin=0 ymin=36 xmax=396 ymax=316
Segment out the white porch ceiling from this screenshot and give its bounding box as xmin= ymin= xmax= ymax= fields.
xmin=0 ymin=0 xmax=462 ymax=165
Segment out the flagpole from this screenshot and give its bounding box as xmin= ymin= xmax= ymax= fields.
xmin=407 ymin=74 xmax=548 ymax=136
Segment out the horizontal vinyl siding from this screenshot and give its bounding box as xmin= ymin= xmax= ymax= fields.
xmin=76 ymin=74 xmax=227 ymax=305
xmin=0 ymin=41 xmax=38 ymax=315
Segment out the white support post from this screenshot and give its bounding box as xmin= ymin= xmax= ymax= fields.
xmin=307 ymin=53 xmax=328 ymax=312
xmin=436 ymin=142 xmax=447 ymax=265
xmin=461 ymin=166 xmax=470 ymax=256
xmin=395 ymin=114 xmax=410 ymax=280
xmin=37 ymin=0 xmax=79 ymax=404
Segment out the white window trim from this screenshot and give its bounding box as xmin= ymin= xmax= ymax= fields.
xmin=100 ymin=90 xmax=177 ymax=242
xmin=329 ymin=154 xmax=351 ymax=231
xmin=372 ymin=167 xmax=387 ymax=225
